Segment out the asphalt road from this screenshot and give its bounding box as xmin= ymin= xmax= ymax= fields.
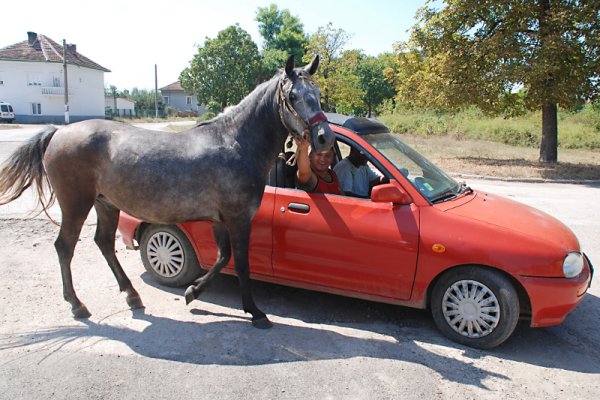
xmin=0 ymin=124 xmax=599 ymax=399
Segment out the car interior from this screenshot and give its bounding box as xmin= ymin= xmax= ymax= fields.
xmin=267 ymin=136 xmax=389 ymax=198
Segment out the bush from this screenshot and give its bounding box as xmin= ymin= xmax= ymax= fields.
xmin=196 ymin=112 xmax=216 ymax=123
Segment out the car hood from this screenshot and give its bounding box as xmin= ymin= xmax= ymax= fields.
xmin=438 ymin=190 xmax=580 ymax=251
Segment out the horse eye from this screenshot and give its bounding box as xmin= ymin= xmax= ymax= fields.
xmin=289 ymin=93 xmax=297 ymax=101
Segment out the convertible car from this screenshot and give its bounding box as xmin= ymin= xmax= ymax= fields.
xmin=118 ymin=113 xmax=593 ymax=349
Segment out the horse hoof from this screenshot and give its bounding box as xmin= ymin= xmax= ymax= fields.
xmin=252 ymin=317 xmax=273 ymax=329
xmin=72 ymin=305 xmax=91 ymax=319
xmin=184 ymin=286 xmax=196 ymax=305
xmin=127 ymin=295 xmax=145 ymax=310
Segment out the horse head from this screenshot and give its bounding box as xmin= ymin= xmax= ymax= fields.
xmin=278 ymin=55 xmax=335 ymax=153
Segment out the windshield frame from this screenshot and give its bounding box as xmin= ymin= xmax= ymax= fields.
xmin=343 ymin=131 xmax=463 ymax=204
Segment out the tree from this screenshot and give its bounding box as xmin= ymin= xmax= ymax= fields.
xmin=304 ymin=23 xmax=351 ymax=111
xmin=127 ymin=88 xmax=165 ymax=117
xmin=255 ymin=4 xmax=308 ymax=78
xmin=256 ymin=4 xmax=307 ymax=60
xmin=396 ymin=0 xmax=599 ymax=163
xmin=180 ymin=25 xmax=261 ymax=111
xmin=357 ymin=54 xmax=396 ymax=117
xmin=329 ymin=50 xmax=364 ymax=116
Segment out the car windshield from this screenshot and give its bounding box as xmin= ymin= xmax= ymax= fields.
xmin=362 ymin=132 xmax=465 ymax=203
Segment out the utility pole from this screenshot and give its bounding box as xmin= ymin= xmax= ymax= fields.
xmin=154 ymin=64 xmax=158 ymax=119
xmin=62 ymin=39 xmax=70 ymax=124
xmin=112 ymin=86 xmax=117 ymax=117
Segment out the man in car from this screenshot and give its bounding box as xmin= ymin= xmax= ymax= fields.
xmin=334 ymin=146 xmax=384 ymax=198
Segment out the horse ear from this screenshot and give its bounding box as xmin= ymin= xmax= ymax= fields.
xmin=285 ymin=55 xmax=295 ymax=77
xmin=305 ymin=55 xmax=320 ymax=76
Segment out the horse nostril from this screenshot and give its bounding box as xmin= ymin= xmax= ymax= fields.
xmin=318 ymin=135 xmax=326 ymax=145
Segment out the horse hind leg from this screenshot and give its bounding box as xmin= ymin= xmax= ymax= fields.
xmin=185 ymin=222 xmax=231 ymax=304
xmin=94 ymin=199 xmax=143 ymax=310
xmin=54 ymin=202 xmax=94 ymax=318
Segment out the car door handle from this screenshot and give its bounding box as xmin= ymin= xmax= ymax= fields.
xmin=287 ymin=202 xmax=310 ymax=213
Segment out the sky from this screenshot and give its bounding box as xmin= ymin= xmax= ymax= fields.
xmin=3 ymin=0 xmax=428 ymax=90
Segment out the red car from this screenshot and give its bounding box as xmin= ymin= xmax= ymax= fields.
xmin=118 ymin=113 xmax=593 ymax=349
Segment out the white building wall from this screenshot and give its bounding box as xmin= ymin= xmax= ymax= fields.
xmin=0 ymin=60 xmax=106 ymax=123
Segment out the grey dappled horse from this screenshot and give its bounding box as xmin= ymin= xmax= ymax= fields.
xmin=0 ymin=55 xmax=334 ymax=328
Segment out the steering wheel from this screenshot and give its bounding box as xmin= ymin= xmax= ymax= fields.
xmin=414 ymin=177 xmax=429 ymax=194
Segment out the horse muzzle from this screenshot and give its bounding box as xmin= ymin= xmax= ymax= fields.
xmin=310 ymin=120 xmax=335 ymax=153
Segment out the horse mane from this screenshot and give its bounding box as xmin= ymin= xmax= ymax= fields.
xmin=195 ymin=71 xmax=283 ymax=129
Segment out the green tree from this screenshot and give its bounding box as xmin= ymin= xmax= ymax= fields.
xmin=256 ymin=4 xmax=307 ymax=59
xmin=357 ymin=54 xmax=396 ymax=117
xmin=329 ymin=50 xmax=364 ymax=116
xmin=180 ymin=25 xmax=261 ymax=111
xmin=256 ymin=4 xmax=308 ymax=78
xmin=127 ymin=88 xmax=165 ymax=117
xmin=304 ymin=23 xmax=351 ymax=111
xmin=396 ymin=0 xmax=599 ymax=163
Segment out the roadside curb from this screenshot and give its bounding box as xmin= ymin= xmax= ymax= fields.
xmin=450 ymin=172 xmax=600 ymax=185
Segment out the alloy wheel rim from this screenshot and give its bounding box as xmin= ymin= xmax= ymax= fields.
xmin=442 ymin=279 xmax=500 ymax=338
xmin=146 ymin=231 xmax=184 ymax=277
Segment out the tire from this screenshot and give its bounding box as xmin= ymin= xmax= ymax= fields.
xmin=430 ymin=267 xmax=519 ymax=349
xmin=139 ymin=225 xmax=204 ymax=287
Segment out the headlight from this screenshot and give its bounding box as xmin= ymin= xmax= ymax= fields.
xmin=563 ymin=252 xmax=584 ymax=278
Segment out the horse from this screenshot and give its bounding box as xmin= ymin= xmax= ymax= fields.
xmin=0 ymin=55 xmax=335 ymax=329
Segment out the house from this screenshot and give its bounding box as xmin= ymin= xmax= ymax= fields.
xmin=104 ymin=96 xmax=136 ymax=118
xmin=160 ymin=81 xmax=205 ymax=116
xmin=0 ymin=31 xmax=110 ymax=123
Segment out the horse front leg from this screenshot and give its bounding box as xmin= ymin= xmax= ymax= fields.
xmin=184 ymin=222 xmax=231 ymax=304
xmin=228 ymin=218 xmax=272 ymax=329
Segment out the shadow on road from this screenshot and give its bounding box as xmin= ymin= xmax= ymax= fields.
xmin=2 ymin=272 xmax=599 ymax=389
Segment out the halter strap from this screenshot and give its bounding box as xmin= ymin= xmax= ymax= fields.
xmin=276 ymin=77 xmax=327 ymax=135
xmin=308 ymin=112 xmax=327 ymax=126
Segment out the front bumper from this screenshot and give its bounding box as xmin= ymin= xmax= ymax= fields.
xmin=519 ymin=253 xmax=593 ymax=327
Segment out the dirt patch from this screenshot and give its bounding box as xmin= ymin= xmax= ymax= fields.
xmin=400 ymin=134 xmax=600 ymax=181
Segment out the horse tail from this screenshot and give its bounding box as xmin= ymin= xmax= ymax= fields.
xmin=0 ymin=126 xmax=59 ymax=216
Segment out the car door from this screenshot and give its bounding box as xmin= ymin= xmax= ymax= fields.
xmin=271 ymin=188 xmax=420 ymax=300
xmin=185 ymin=185 xmax=276 ymax=277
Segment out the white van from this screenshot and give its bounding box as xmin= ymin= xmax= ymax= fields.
xmin=0 ymin=101 xmax=15 ymax=123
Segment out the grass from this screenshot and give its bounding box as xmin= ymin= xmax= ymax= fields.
xmin=379 ymin=106 xmax=600 ymax=150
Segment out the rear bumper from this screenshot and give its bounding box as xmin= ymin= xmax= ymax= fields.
xmin=520 ymin=254 xmax=593 ymax=327
xmin=117 ymin=212 xmax=142 ymax=249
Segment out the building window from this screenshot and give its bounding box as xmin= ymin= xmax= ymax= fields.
xmin=186 ymin=96 xmax=192 ymax=105
xmin=52 ymin=76 xmax=61 ymax=87
xmin=31 ymin=103 xmax=42 ymax=115
xmin=27 ymin=73 xmax=42 ymax=86
xmin=163 ymin=96 xmax=169 ymax=104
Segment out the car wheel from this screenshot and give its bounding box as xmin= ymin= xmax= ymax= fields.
xmin=139 ymin=225 xmax=204 ymax=287
xmin=431 ymin=267 xmax=519 ymax=349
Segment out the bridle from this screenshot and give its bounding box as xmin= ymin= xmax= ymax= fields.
xmin=276 ymin=76 xmax=327 ymax=139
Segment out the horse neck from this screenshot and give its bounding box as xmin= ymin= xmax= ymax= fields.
xmin=228 ymin=77 xmax=288 ymax=172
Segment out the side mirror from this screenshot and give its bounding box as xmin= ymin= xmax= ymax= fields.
xmin=371 ymin=183 xmax=412 ymax=205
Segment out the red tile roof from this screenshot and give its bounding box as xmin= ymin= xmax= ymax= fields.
xmin=0 ymin=33 xmax=110 ymax=72
xmin=160 ymin=81 xmax=185 ymax=91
